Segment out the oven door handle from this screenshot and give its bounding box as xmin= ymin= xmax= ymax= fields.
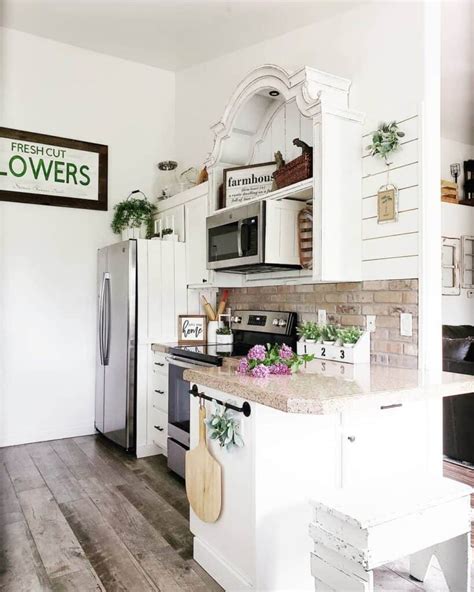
xmin=237 ymin=220 xmax=243 ymax=257
xmin=166 ymin=355 xmax=216 ymax=370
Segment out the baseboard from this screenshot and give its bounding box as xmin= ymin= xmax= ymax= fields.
xmin=194 ymin=537 xmax=253 ymax=592
xmin=136 ymin=442 xmax=165 ymax=458
xmin=0 ymin=421 xmax=95 ymax=448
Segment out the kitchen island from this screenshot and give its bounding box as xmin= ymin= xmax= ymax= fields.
xmin=183 ymin=361 xmax=474 ymax=592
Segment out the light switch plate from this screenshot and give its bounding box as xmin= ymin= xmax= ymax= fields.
xmin=366 ymin=315 xmax=376 ymax=332
xmin=318 ymin=309 xmax=327 ymax=324
xmin=400 ymin=313 xmax=413 ymax=337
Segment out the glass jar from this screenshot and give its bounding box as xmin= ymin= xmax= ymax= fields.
xmin=157 ymin=160 xmax=179 ymax=199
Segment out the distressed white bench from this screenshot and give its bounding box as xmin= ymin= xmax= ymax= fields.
xmin=309 ymin=478 xmax=472 ymax=591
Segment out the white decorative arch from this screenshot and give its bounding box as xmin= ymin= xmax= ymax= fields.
xmin=206 ymin=64 xmax=352 ymax=168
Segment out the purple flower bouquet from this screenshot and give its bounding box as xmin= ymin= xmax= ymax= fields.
xmin=237 ymin=343 xmax=314 ymax=378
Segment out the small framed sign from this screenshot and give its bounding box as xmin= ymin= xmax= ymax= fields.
xmin=377 ymin=185 xmax=398 ymax=223
xmin=0 ymin=127 xmax=108 ymax=210
xmin=223 ymin=161 xmax=276 ymax=207
xmin=178 ymin=315 xmax=207 ymax=345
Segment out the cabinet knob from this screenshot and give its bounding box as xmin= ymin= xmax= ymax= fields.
xmin=155 ymin=389 xmax=165 ymax=394
xmin=347 ymin=435 xmax=356 ymax=443
xmin=154 ymin=362 xmax=165 ymax=367
xmin=154 ymin=425 xmax=164 ymax=432
xmin=202 ymin=279 xmax=207 ymax=283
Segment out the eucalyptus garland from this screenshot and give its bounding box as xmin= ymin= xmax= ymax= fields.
xmin=367 ymin=121 xmax=405 ymax=163
xmin=111 ymin=191 xmax=157 ymax=237
xmin=206 ymin=404 xmax=244 ymax=450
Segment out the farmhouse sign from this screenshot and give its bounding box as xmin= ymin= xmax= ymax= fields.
xmin=223 ymin=161 xmax=276 ymax=207
xmin=178 ymin=315 xmax=207 ymax=345
xmin=0 ymin=128 xmax=108 ymax=210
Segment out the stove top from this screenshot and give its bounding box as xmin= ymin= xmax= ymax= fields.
xmin=168 ymin=310 xmax=298 ymax=367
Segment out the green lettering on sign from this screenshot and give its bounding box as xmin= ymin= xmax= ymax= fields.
xmin=9 ymin=155 xmax=27 ymax=177
xmin=29 ymin=157 xmax=54 ymax=181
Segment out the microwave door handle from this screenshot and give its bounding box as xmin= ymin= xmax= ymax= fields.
xmin=237 ymin=220 xmax=243 ymax=257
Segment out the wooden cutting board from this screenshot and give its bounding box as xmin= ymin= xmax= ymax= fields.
xmin=185 ymin=404 xmax=222 ymax=523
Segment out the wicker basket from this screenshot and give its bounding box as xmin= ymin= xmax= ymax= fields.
xmin=273 ymin=153 xmax=312 ymax=190
xmin=298 ymin=206 xmax=313 ymax=270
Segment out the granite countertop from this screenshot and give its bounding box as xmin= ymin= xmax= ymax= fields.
xmin=151 ymin=343 xmax=174 ymax=353
xmin=183 ymin=360 xmax=474 ymax=414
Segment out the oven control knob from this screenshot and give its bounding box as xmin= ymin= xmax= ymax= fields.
xmin=233 ymin=316 xmax=242 ymax=323
xmin=272 ymin=318 xmax=279 ymax=326
xmin=278 ymin=319 xmax=287 ymax=327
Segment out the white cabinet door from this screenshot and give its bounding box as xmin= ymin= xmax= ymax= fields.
xmin=185 ymin=194 xmax=209 ymax=285
xmin=341 ymin=401 xmax=429 ymax=488
xmin=155 ymin=204 xmax=185 ymax=241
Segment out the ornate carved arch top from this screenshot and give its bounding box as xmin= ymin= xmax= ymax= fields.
xmin=206 ymin=64 xmax=352 ymax=168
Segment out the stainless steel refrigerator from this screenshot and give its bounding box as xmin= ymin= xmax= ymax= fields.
xmin=95 ymin=239 xmax=137 ymax=451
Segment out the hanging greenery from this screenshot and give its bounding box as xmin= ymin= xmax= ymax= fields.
xmin=206 ymin=404 xmax=244 ymax=450
xmin=367 ymin=121 xmax=405 ymax=163
xmin=111 ymin=190 xmax=157 ymax=238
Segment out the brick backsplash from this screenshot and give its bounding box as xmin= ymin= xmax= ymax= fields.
xmin=222 ymin=279 xmax=419 ymax=369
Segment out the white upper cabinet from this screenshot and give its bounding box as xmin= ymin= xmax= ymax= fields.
xmin=205 ymin=64 xmax=364 ymax=284
xmin=185 ymin=191 xmax=209 ymax=286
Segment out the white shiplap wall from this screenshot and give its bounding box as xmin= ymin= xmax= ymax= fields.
xmin=362 ymin=115 xmax=420 ymax=280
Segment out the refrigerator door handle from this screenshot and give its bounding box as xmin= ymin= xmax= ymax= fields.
xmin=98 ymin=272 xmax=106 ymax=365
xmin=103 ymin=273 xmax=111 ymax=365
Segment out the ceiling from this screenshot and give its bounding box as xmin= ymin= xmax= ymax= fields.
xmin=1 ymin=0 xmax=363 ymax=71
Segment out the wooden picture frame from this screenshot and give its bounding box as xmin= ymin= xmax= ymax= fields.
xmin=223 ymin=161 xmax=276 ymax=207
xmin=178 ymin=315 xmax=207 ymax=345
xmin=377 ymin=185 xmax=398 ymax=223
xmin=0 ymin=127 xmax=108 ymax=210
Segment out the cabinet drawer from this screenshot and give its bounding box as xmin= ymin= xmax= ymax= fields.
xmin=152 ymin=352 xmax=168 ymax=375
xmin=151 ymin=385 xmax=168 ymax=413
xmin=152 ymin=372 xmax=168 ymax=395
xmin=150 ymin=408 xmax=168 ymax=449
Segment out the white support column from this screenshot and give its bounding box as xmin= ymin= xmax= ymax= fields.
xmin=418 ymin=0 xmax=442 ymax=372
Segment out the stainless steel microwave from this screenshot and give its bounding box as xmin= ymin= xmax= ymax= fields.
xmin=206 ymin=200 xmax=303 ymax=273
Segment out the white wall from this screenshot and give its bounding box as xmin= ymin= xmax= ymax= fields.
xmin=442 ymin=203 xmax=474 ymax=326
xmin=175 ymin=1 xmax=425 ymax=171
xmin=0 ymin=28 xmax=175 ymax=446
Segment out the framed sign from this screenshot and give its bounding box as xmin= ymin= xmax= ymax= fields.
xmin=223 ymin=161 xmax=276 ymax=207
xmin=0 ymin=127 xmax=108 ymax=210
xmin=377 ymin=185 xmax=398 ymax=223
xmin=178 ymin=315 xmax=207 ymax=345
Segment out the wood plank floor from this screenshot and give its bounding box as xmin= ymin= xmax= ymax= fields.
xmin=0 ymin=435 xmax=472 ymax=591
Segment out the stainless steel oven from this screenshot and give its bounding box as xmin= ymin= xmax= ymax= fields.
xmin=167 ymin=354 xmax=219 ymax=478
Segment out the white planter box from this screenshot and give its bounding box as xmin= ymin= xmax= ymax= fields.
xmin=297 ymin=331 xmax=370 ymax=365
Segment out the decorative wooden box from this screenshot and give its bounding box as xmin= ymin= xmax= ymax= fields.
xmin=273 ymin=153 xmax=312 ymax=189
xmin=297 ymin=331 xmax=370 ymax=365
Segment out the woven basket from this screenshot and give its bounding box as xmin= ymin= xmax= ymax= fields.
xmin=273 ymin=153 xmax=312 ymax=189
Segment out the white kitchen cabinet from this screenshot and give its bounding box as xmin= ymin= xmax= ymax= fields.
xmin=185 ymin=192 xmax=209 ymax=286
xmin=205 ymin=65 xmax=364 ymax=284
xmin=146 ymin=350 xmax=169 ymax=455
xmin=189 ymin=384 xmax=441 ymax=592
xmin=154 ymin=204 xmax=185 ymax=241
xmin=341 ymin=400 xmax=430 ymax=488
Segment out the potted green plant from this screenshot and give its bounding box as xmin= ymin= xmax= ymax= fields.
xmin=216 ymin=326 xmax=233 ymax=345
xmin=161 ymin=227 xmax=177 ymax=241
xmin=339 ymin=326 xmax=362 ymax=348
xmin=320 ymin=324 xmax=339 ymax=345
xmin=111 ymin=190 xmax=156 ymax=240
xmin=296 ymin=321 xmax=321 ymax=344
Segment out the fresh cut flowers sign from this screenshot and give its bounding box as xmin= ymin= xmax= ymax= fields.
xmin=0 ymin=128 xmax=108 ymax=210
